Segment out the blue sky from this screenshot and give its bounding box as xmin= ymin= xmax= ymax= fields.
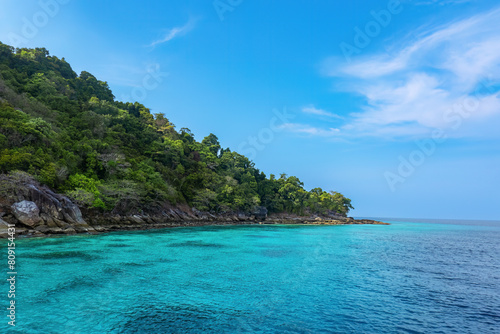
xmin=1 ymin=0 xmax=499 ymax=220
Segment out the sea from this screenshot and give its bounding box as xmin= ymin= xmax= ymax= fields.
xmin=2 ymin=218 xmax=499 ymax=333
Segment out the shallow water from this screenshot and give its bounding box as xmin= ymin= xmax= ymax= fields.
xmin=2 ymin=219 xmax=500 ymax=333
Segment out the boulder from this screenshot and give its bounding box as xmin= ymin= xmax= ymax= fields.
xmin=60 ymin=196 xmax=86 ymax=224
xmin=11 ymin=201 xmax=41 ymax=227
xmin=252 ymin=206 xmax=268 ymax=220
xmin=28 ymin=184 xmax=64 ymax=220
xmin=130 ymin=215 xmax=145 ymax=224
xmin=169 ymin=209 xmax=181 ymax=219
xmin=40 ymin=213 xmax=58 ymax=228
xmin=191 ymin=207 xmax=203 ymax=217
xmin=0 ymin=218 xmax=12 ymax=238
xmin=237 ymin=212 xmax=248 ymax=221
xmin=63 ymin=227 xmax=76 ymax=234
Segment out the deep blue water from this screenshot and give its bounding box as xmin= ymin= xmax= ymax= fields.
xmin=2 ymin=219 xmax=500 ymax=333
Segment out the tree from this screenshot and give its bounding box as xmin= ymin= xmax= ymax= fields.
xmin=0 ymin=41 xmax=356 ymax=216
xmin=201 ymin=133 xmax=221 ymax=157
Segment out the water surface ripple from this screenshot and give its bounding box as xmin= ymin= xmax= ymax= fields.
xmin=3 ymin=219 xmax=499 ymax=333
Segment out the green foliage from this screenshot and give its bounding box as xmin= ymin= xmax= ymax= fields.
xmin=0 ymin=149 xmax=31 ymax=172
xmin=97 ymin=180 xmax=146 ymax=210
xmin=37 ymin=162 xmax=57 ymax=188
xmin=0 ymin=41 xmax=354 ymax=216
xmin=0 ymin=170 xmax=34 ymax=197
xmin=66 ymin=174 xmax=105 ymax=209
xmin=307 ymin=188 xmax=354 ymax=216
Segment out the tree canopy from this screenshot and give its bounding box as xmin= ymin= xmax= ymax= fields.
xmin=0 ymin=42 xmax=353 ymax=216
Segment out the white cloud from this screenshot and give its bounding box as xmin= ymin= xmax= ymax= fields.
xmin=280 ymin=123 xmax=341 ymax=137
xmin=302 ymin=105 xmax=344 ymax=119
xmin=318 ymin=7 xmax=500 ymax=139
xmin=149 ymin=19 xmax=196 ymax=47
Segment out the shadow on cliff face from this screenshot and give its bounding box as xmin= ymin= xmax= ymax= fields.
xmin=0 ymin=171 xmax=94 ymax=237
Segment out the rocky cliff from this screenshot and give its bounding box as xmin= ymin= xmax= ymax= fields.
xmin=0 ymin=174 xmax=387 ymax=238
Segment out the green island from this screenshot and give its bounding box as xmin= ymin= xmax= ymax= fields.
xmin=0 ymin=42 xmax=386 ymax=237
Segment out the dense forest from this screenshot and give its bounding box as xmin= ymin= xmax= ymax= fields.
xmin=0 ymin=42 xmax=353 ymax=216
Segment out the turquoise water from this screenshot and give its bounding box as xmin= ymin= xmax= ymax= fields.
xmin=2 ymin=219 xmax=500 ymax=333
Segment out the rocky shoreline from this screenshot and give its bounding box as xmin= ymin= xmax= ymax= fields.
xmin=0 ymin=178 xmax=388 ymax=239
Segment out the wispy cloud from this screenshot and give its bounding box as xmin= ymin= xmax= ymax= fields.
xmin=315 ymin=7 xmax=500 ymax=139
xmin=149 ymin=19 xmax=196 ymax=47
xmin=302 ymin=105 xmax=344 ymax=119
xmin=280 ymin=123 xmax=340 ymax=137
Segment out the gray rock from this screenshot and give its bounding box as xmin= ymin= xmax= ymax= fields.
xmin=40 ymin=213 xmax=58 ymax=228
xmin=0 ymin=218 xmax=12 ymax=238
xmin=192 ymin=207 xmax=203 ymax=217
xmin=73 ymin=225 xmax=90 ymax=233
xmin=130 ymin=215 xmax=145 ymax=224
xmin=63 ymin=227 xmax=76 ymax=234
xmin=169 ymin=209 xmax=180 ymax=219
xmin=28 ymin=184 xmax=64 ymax=220
xmin=60 ymin=197 xmax=86 ymax=224
xmin=252 ymin=206 xmax=268 ymax=220
xmin=237 ymin=213 xmax=248 ymax=221
xmin=11 ymin=201 xmax=41 ymax=227
xmin=26 ymin=183 xmax=87 ymax=226
xmin=35 ymin=225 xmax=51 ymax=233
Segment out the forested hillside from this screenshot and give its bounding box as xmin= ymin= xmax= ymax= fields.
xmin=0 ymin=42 xmax=353 ymax=216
